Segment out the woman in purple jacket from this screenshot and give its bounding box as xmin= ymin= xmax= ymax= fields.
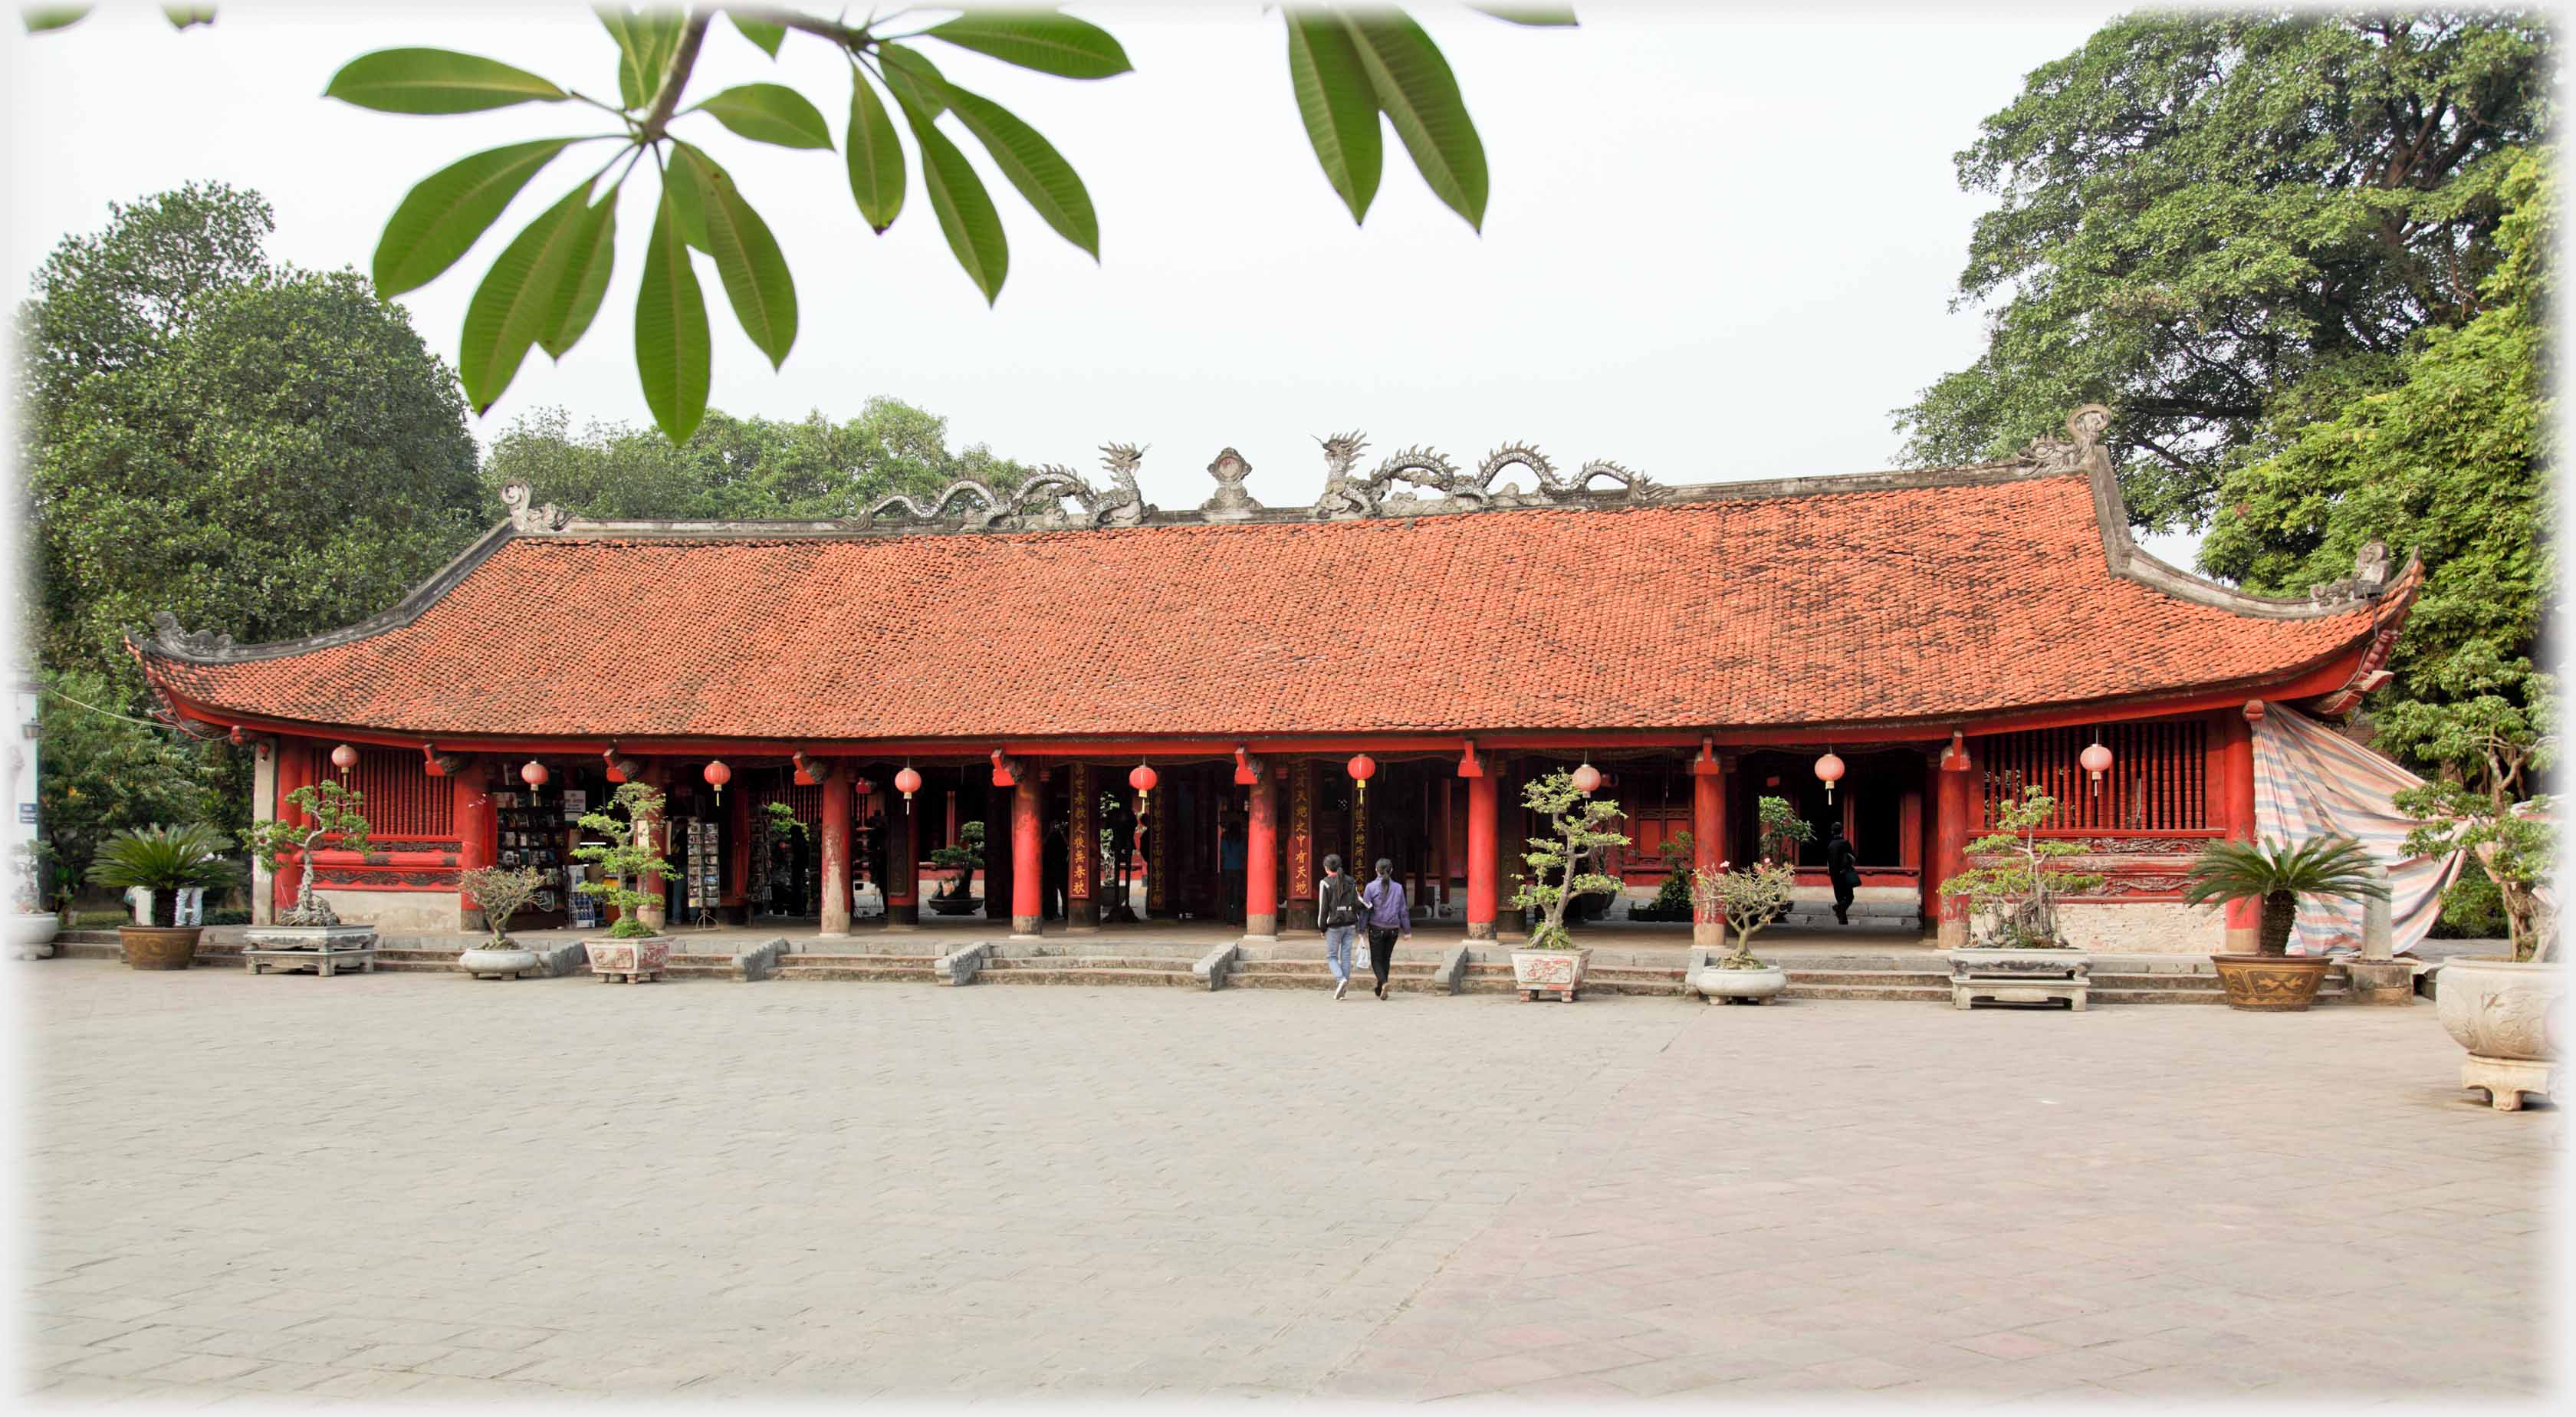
xmin=1360 ymin=858 xmax=1411 ymax=1000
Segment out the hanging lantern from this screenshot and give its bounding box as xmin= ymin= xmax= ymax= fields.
xmin=520 ymin=759 xmax=549 ymax=788
xmin=1346 ymin=754 xmax=1376 ymax=804
xmin=1815 ymin=749 xmax=1845 ymax=803
xmin=853 ymin=777 xmax=875 ymax=800
xmin=2080 ymin=741 xmax=2114 ymax=796
xmin=1571 ymin=760 xmax=1602 ymax=795
xmin=602 ymin=748 xmax=626 ymax=783
xmin=702 ymin=759 xmax=731 ymax=801
xmin=1129 ymin=762 xmax=1159 ymax=814
xmin=330 ymin=743 xmax=358 ymax=776
xmin=893 ymin=765 xmax=922 ymax=809
xmin=613 ymin=758 xmax=643 ymax=783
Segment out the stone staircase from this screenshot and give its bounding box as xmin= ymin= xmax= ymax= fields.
xmin=1228 ymin=944 xmax=1455 ymax=994
xmin=770 ymin=947 xmax=948 ymax=984
xmin=979 ymin=941 xmax=1204 ymax=988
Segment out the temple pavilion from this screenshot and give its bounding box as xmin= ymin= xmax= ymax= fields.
xmin=131 ymin=409 xmax=2417 ymax=953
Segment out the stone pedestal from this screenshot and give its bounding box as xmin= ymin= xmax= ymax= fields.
xmin=2341 ymin=958 xmax=2417 ymax=1005
xmin=2463 ymin=1054 xmax=2557 ymax=1112
xmin=1947 ymin=948 xmax=2091 ymax=1011
xmin=243 ymin=924 xmax=380 ymax=977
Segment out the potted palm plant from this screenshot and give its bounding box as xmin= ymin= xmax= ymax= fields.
xmin=1688 ymin=858 xmax=1793 ymax=1003
xmin=574 ymin=782 xmax=676 ymax=983
xmin=2183 ymin=834 xmax=2390 ymax=1012
xmin=1507 ymin=771 xmax=1628 ymax=1002
xmin=87 ymin=824 xmax=235 ymax=969
xmin=455 ymin=865 xmax=548 ymax=980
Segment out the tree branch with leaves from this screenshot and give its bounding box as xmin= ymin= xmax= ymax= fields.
xmin=1509 ymin=769 xmax=1626 ymax=951
xmin=242 ymin=780 xmax=373 ymax=926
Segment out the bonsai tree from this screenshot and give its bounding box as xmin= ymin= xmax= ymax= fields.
xmin=1691 ymin=857 xmax=1796 ymax=968
xmin=242 ymin=780 xmax=372 ymax=927
xmin=1940 ymin=783 xmax=2107 ymax=949
xmin=1510 ymin=771 xmax=1629 ymax=950
xmin=765 ymin=800 xmax=810 ymax=845
xmin=930 ymin=820 xmax=986 ymax=901
xmin=87 ymin=824 xmax=236 ymax=926
xmin=1756 ymin=795 xmax=1815 ymax=863
xmin=573 ymin=782 xmax=675 ymax=939
xmin=2392 ymin=681 xmax=2555 ymax=962
xmin=2183 ymin=835 xmax=2392 ymax=956
xmin=458 ymin=865 xmax=547 ymax=946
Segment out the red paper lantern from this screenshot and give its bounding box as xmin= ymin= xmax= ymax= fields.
xmin=330 ymin=743 xmax=358 ymax=774
xmin=1814 ymin=750 xmax=1845 ymax=803
xmin=2080 ymin=741 xmax=2114 ymax=795
xmin=1571 ymin=761 xmax=1602 ymax=795
xmin=520 ymin=759 xmax=549 ymax=788
xmin=1346 ymin=754 xmax=1375 ymax=804
xmin=703 ymin=759 xmax=731 ymax=801
xmin=893 ymin=766 xmax=923 ymax=805
xmin=1129 ymin=762 xmax=1158 ymax=815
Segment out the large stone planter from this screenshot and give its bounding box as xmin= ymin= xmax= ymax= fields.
xmin=9 ymin=913 xmax=61 ymax=960
xmin=458 ymin=945 xmax=543 ymax=981
xmin=585 ymin=935 xmax=672 ymax=984
xmin=2436 ymin=956 xmax=2562 ymax=1111
xmin=119 ymin=925 xmax=202 ymax=971
xmin=1946 ymin=947 xmax=2091 ymax=1011
xmin=1510 ymin=946 xmax=1590 ymax=1002
xmin=2212 ymin=953 xmax=2334 ymax=1012
xmin=1691 ymin=962 xmax=1787 ymax=1004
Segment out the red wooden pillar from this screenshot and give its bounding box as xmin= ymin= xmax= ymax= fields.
xmin=2221 ymin=705 xmax=2260 ymax=951
xmin=1464 ymin=762 xmax=1498 ymax=941
xmin=886 ymin=787 xmax=919 ymax=927
xmin=819 ymin=766 xmax=853 ymax=936
xmin=1010 ymin=771 xmax=1043 ymax=937
xmin=1066 ymin=762 xmax=1096 ymax=928
xmin=1935 ymin=735 xmax=1975 ymax=948
xmin=454 ymin=760 xmax=494 ymax=929
xmin=638 ymin=762 xmax=671 ymax=932
xmin=1691 ymin=748 xmax=1725 ymax=947
xmin=273 ymin=738 xmax=315 ymax=918
xmin=1245 ymin=764 xmax=1280 ymax=939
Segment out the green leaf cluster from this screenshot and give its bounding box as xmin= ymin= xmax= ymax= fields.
xmin=28 ymin=666 xmax=220 ymax=902
xmin=1688 ymin=858 xmax=1794 ymax=968
xmin=573 ymin=781 xmax=676 ymax=935
xmin=1938 ymin=785 xmax=2104 ymax=949
xmin=1509 ymin=770 xmax=1627 ymax=950
xmin=86 ymin=824 xmax=236 ymax=925
xmin=1894 ymin=13 xmax=2551 ymax=533
xmin=458 ymin=864 xmax=550 ymax=945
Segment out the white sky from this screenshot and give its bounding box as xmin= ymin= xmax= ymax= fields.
xmin=10 ymin=1 xmax=2201 ymax=554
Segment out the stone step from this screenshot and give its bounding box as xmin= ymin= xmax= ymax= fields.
xmin=981 ymin=955 xmax=1193 ymax=973
xmin=56 ymin=929 xmax=121 ymax=945
xmin=1780 ymin=983 xmax=1957 ymax=1003
xmin=771 ymin=965 xmax=944 ymax=982
xmin=1226 ymin=969 xmax=1452 ymax=995
xmin=979 ymin=966 xmax=1204 ymax=988
xmin=779 ymin=954 xmax=942 ymax=968
xmin=1785 ymin=968 xmax=1952 ymax=987
xmin=52 ymin=942 xmax=122 ymax=961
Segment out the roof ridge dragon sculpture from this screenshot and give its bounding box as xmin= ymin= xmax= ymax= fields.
xmin=863 ymin=443 xmax=1152 ymax=531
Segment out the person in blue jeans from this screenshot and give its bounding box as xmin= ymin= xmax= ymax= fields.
xmin=1316 ymin=854 xmax=1363 ymax=999
xmin=1361 ymin=857 xmax=1411 ymax=999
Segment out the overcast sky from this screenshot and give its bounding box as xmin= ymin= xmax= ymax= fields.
xmin=10 ymin=1 xmax=2191 ymax=549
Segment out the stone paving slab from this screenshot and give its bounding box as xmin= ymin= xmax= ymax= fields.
xmin=12 ymin=958 xmax=2555 ymax=1402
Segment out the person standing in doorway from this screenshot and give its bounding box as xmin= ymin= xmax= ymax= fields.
xmin=1825 ymin=820 xmax=1861 ymax=925
xmin=1361 ymin=857 xmax=1410 ymax=1000
xmin=1317 ymin=853 xmax=1363 ymax=999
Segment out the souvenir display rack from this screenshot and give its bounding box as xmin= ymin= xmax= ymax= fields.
xmin=492 ymin=787 xmax=572 ymax=928
xmin=682 ymin=817 xmax=720 ymax=926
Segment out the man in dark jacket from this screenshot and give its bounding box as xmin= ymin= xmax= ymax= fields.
xmin=1825 ymin=821 xmax=1861 ymax=925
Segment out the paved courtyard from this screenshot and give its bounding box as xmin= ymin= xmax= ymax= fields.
xmin=14 ymin=960 xmax=2558 ymax=1404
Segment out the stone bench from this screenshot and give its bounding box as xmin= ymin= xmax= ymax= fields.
xmin=242 ymin=924 xmax=380 ymax=978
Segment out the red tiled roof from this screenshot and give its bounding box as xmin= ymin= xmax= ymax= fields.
xmin=140 ymin=472 xmax=2385 ymax=742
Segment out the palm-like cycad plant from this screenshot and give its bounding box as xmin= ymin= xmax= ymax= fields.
xmin=2182 ymin=835 xmax=2390 ymax=956
xmin=87 ymin=825 xmax=238 ymax=926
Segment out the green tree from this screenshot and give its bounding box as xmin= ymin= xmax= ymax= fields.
xmin=2199 ymin=151 xmax=2551 ymax=782
xmin=481 ymin=397 xmax=1007 ymax=520
xmin=1895 ymin=12 xmax=2551 ymax=532
xmin=31 ymin=667 xmax=219 ymax=906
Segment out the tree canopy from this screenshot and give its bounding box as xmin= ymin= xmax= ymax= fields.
xmin=480 ymin=398 xmax=1017 ymax=521
xmin=1895 ymin=12 xmax=2551 ymax=532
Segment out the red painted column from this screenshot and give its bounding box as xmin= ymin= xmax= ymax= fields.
xmin=1691 ymin=752 xmax=1725 ymax=946
xmin=886 ymin=789 xmax=919 ymax=928
xmin=1465 ymin=770 xmax=1498 ymax=941
xmin=1010 ymin=773 xmax=1043 ymax=937
xmin=274 ymin=738 xmax=314 ymax=918
xmin=1246 ymin=765 xmax=1280 ymax=939
xmin=453 ymin=761 xmax=494 ymax=929
xmin=819 ymin=768 xmax=853 ymax=936
xmin=2221 ymin=706 xmax=2260 ymax=951
xmin=1935 ymin=736 xmax=1976 ymax=949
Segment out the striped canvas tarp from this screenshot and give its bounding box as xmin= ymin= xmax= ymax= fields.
xmin=2251 ymin=705 xmax=2463 ymax=955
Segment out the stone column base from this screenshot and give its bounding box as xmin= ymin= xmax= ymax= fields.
xmin=886 ymin=902 xmax=919 ymax=929
xmin=1011 ymin=914 xmax=1042 ymax=939
xmin=1691 ymin=919 xmax=1722 ymax=946
xmin=1937 ymin=915 xmax=1967 ymax=949
xmin=1465 ymin=921 xmax=1496 ymax=941
xmin=1245 ymin=912 xmax=1278 ymax=941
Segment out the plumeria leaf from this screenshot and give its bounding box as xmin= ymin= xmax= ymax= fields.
xmin=541 ymin=189 xmax=619 ymax=360
xmin=325 ymin=48 xmax=567 ymax=114
xmin=1284 ymin=12 xmax=1382 ymax=224
xmin=635 ymin=176 xmax=710 ymax=443
xmin=598 ymin=7 xmax=682 ymax=111
xmin=729 ymin=10 xmax=784 ymax=57
xmin=22 ymin=6 xmax=93 ymax=33
xmin=893 ymin=88 xmax=1007 ymax=304
xmin=1468 ymin=5 xmax=1578 ymax=25
xmin=692 ymin=82 xmax=835 ymax=150
xmin=372 ymin=138 xmax=576 ymax=296
xmin=1339 ymin=12 xmax=1487 ymax=231
xmin=944 ymin=82 xmax=1098 ymax=258
xmin=675 ymin=145 xmax=797 ymax=367
xmin=460 ymin=183 xmax=598 ymax=411
xmin=876 ymin=43 xmax=948 ymax=119
xmin=923 ymin=11 xmax=1132 ymax=79
xmin=846 ymin=67 xmax=906 ymax=232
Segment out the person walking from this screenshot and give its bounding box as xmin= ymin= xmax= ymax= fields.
xmin=1316 ymin=853 xmax=1363 ymax=999
xmin=1360 ymin=857 xmax=1410 ymax=999
xmin=1825 ymin=820 xmax=1861 ymax=926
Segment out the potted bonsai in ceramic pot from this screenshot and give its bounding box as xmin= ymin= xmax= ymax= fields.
xmin=242 ymin=780 xmax=379 ymax=953
xmin=1689 ymin=858 xmax=1793 ymax=1004
xmin=928 ymin=819 xmax=984 ymax=916
xmin=2397 ymin=719 xmax=2557 ymax=1108
xmin=2184 ymin=834 xmax=2389 ymax=1013
xmin=574 ymin=782 xmax=676 ymax=983
xmin=10 ymin=842 xmax=64 ymax=959
xmin=1507 ymin=770 xmax=1628 ymax=1002
xmin=86 ymin=824 xmax=235 ymax=969
xmin=455 ymin=865 xmax=549 ymax=980
xmin=1937 ymin=784 xmax=2104 ymax=1008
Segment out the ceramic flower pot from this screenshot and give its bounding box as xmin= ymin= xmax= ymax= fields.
xmin=585 ymin=935 xmax=671 ymax=983
xmin=2436 ymin=956 xmax=2561 ymax=1111
xmin=119 ymin=925 xmax=202 ymax=971
xmin=1510 ymin=946 xmax=1590 ymax=1002
xmin=2211 ymin=952 xmax=2334 ymax=1012
xmin=1691 ymin=962 xmax=1787 ymax=1004
xmin=9 ymin=913 xmax=61 ymax=960
xmin=458 ymin=945 xmax=542 ymax=981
